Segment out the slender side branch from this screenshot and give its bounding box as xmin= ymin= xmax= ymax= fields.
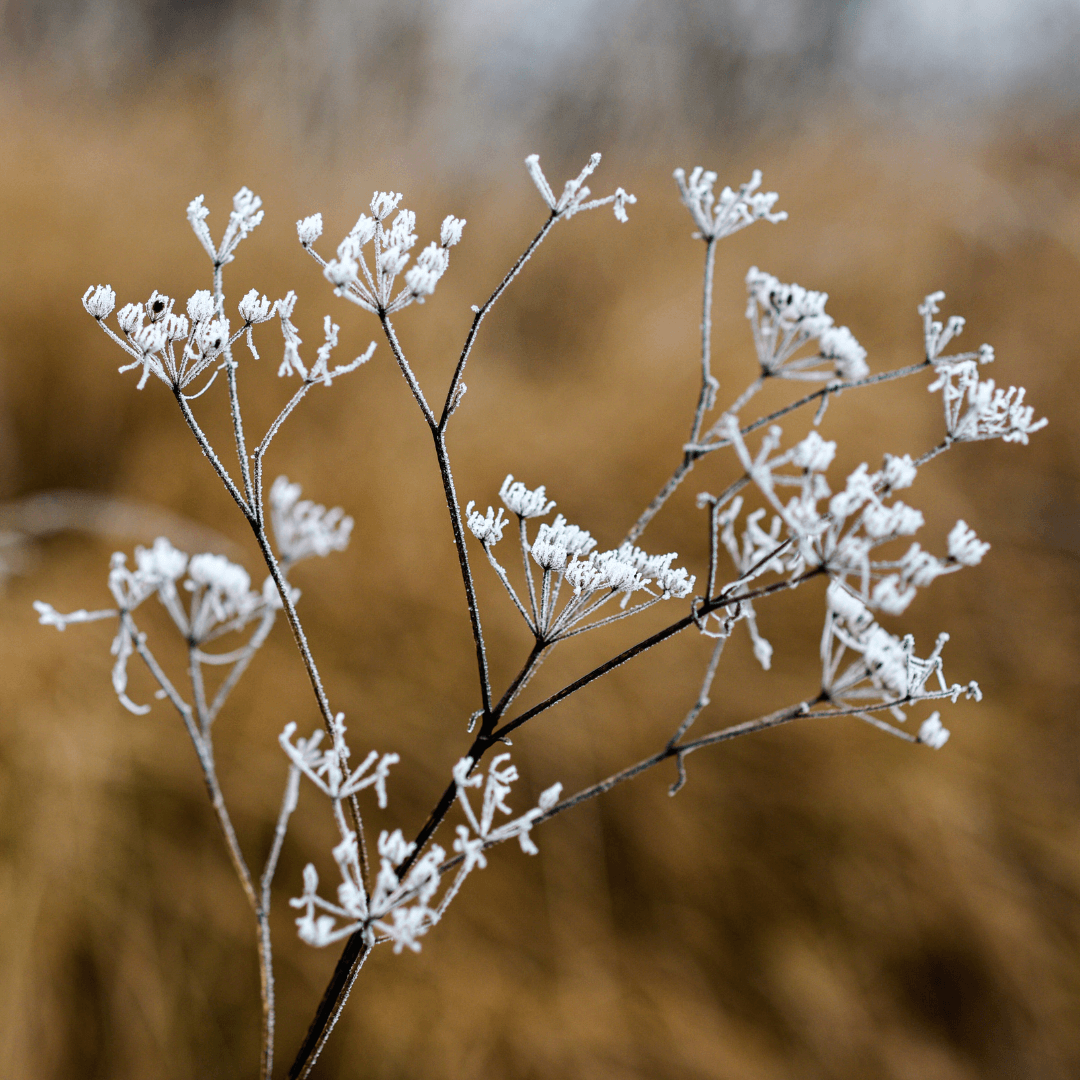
xmin=438 ymin=211 xmax=559 ymax=431
xmin=689 ymin=238 xmax=719 ymax=445
xmin=173 ymin=386 xmax=253 ymax=519
xmin=378 ymin=314 xmax=436 ymax=427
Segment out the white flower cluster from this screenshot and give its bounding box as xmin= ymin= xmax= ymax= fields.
xmin=673 ymin=167 xmax=787 ymax=241
xmin=822 ymin=580 xmax=980 ymax=740
xmin=720 ymin=419 xmax=992 ymax=618
xmin=918 ymin=293 xmax=1045 ymax=444
xmin=87 ymin=190 xmax=376 ymax=394
xmin=743 ymin=267 xmax=870 ymax=382
xmin=36 ymin=537 xmax=272 ymax=714
xmin=188 ymin=186 xmax=265 ymax=268
xmin=83 ymin=285 xmax=229 ymax=391
xmin=270 ymin=475 xmax=354 ymax=565
xmin=287 ymin=747 xmax=559 ymax=955
xmin=467 ymin=475 xmax=694 ymax=640
xmin=525 ymin=152 xmax=636 ymax=222
xmin=305 ymin=192 xmax=466 ymax=314
xmin=279 ymin=718 xmax=398 ymax=806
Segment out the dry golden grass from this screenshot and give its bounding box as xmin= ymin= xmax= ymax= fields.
xmin=1 ymin=83 xmax=1079 ymax=1079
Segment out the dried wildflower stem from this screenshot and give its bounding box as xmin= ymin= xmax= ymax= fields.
xmin=736 ymin=358 xmax=933 ymax=440
xmin=378 ymin=311 xmax=493 ymax=716
xmin=124 ymin=614 xmax=280 ymax=1076
xmin=173 ymin=379 xmax=370 ymax=884
xmin=172 ymin=388 xmax=252 ymax=517
xmin=689 ymin=238 xmax=719 ymax=445
xmin=495 ymin=566 xmax=825 ymax=742
xmin=290 ymin=940 xmax=373 ymax=1080
xmin=438 ymin=212 xmax=558 ymax=431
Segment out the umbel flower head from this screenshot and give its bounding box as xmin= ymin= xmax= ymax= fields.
xmin=301 ymin=190 xmax=467 ymax=314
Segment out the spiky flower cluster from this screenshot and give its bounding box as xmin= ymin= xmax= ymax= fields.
xmin=467 ymin=474 xmax=694 ymax=641
xmin=743 ymin=267 xmax=870 ymax=382
xmin=301 ymin=193 xmax=467 ymax=314
xmin=673 ymin=167 xmax=787 ymax=240
xmin=286 ymin=748 xmax=560 ymax=954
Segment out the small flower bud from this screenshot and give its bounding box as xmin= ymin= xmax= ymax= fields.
xmin=296 ymin=213 xmax=323 ymax=245
xmin=238 ymin=289 xmax=273 ymax=324
xmin=440 ymin=215 xmax=466 ymax=247
xmin=117 ymin=303 xmax=144 ymax=334
xmin=82 ymin=284 xmax=116 ymax=319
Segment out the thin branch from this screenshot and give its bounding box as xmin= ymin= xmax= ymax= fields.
xmin=378 ymin=313 xmax=436 ymax=427
xmin=226 ymin=359 xmax=256 ymax=510
xmin=438 ymin=211 xmax=559 ymax=432
xmin=431 ymin=428 xmax=494 ymax=718
xmin=173 ymin=386 xmax=253 ymax=520
xmin=688 ymin=237 xmax=719 ymax=446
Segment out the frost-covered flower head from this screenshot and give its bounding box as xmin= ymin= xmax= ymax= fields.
xmin=929 ymin=360 xmax=1047 ymax=445
xmin=822 ymin=580 xmax=980 ymax=725
xmin=304 ymin=192 xmax=465 ymax=314
xmin=499 ymin=475 xmax=556 ymax=518
xmin=673 ymin=167 xmax=786 ymax=240
xmin=525 ymin=152 xmax=636 ymax=222
xmin=270 ymin=476 xmax=354 ymax=565
xmin=187 ymin=187 xmax=264 ymax=269
xmin=465 ymin=502 xmax=509 ymax=546
xmin=743 ymin=267 xmax=867 ymax=380
xmin=82 ymin=284 xmax=116 ymax=320
xmin=186 ymin=553 xmax=259 ymax=637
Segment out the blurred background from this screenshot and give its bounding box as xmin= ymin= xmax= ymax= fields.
xmin=1 ymin=1 xmax=1079 ymax=1077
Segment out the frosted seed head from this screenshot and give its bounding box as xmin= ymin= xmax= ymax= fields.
xmin=947 ymin=520 xmax=990 ymax=566
xmin=440 ymin=215 xmax=466 ymax=247
xmin=296 ymin=213 xmax=323 ymax=245
xmin=881 ymin=454 xmax=917 ymax=491
xmin=187 ymin=290 xmax=215 ymax=323
xmin=818 ymin=325 xmax=869 ymax=381
xmin=145 ymin=291 xmax=174 ymax=322
xmin=370 ymin=191 xmax=403 ymax=221
xmin=117 ymin=302 xmax=144 ymax=335
xmin=466 ymin=502 xmax=508 ymax=546
xmin=791 ymin=431 xmax=837 ymax=473
xmin=135 ymin=537 xmax=188 ymax=582
xmin=82 ymin=284 xmax=116 ymax=319
xmin=188 ymin=552 xmax=251 ymax=598
xmin=499 ymin=475 xmax=555 ymax=519
xmin=238 ymin=289 xmax=273 ymax=324
xmin=918 ymin=712 xmax=950 ymax=749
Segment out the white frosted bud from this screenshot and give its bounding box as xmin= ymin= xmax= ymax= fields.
xmin=296 ymin=213 xmax=323 ymax=245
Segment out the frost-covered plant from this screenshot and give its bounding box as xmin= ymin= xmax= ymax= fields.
xmin=43 ymin=153 xmax=1044 ymax=1079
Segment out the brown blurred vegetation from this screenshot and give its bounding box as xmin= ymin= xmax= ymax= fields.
xmin=1 ymin=70 xmax=1079 ymax=1080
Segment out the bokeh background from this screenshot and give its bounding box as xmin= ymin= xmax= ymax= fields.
xmin=2 ymin=1 xmax=1079 ymax=1077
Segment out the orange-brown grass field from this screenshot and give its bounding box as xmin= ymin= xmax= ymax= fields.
xmin=1 ymin=81 xmax=1079 ymax=1079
